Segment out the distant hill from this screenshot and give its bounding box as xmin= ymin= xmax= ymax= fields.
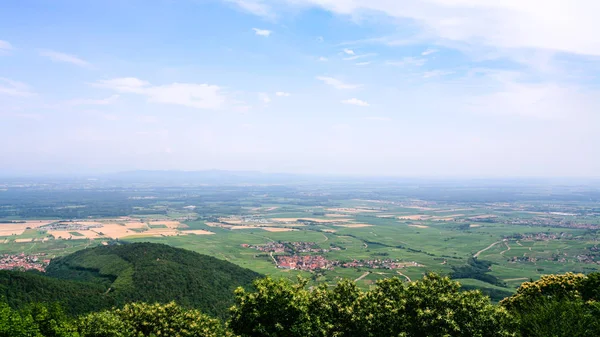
xmin=0 ymin=243 xmax=261 ymax=318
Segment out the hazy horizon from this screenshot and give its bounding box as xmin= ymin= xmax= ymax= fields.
xmin=2 ymin=1 xmax=599 ymax=177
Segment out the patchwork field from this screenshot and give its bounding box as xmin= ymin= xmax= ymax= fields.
xmin=1 ymin=180 xmax=599 ymax=301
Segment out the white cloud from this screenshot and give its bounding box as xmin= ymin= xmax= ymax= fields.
xmin=0 ymin=40 xmax=13 ymax=53
xmin=253 ymin=28 xmax=272 ymax=37
xmin=341 ymin=98 xmax=369 ymax=106
xmin=423 ymin=70 xmax=454 ymax=78
xmin=386 ymin=57 xmax=426 ymax=67
xmin=0 ymin=78 xmax=35 ymax=97
xmin=259 ymin=92 xmax=271 ymax=103
xmin=67 ymin=95 xmax=120 ymax=106
xmin=356 ymin=62 xmax=371 ymax=66
xmin=316 ymin=76 xmax=360 ymax=89
xmin=275 ymin=91 xmax=291 ymax=97
xmin=422 ymin=48 xmax=437 ymax=56
xmin=39 ymin=50 xmax=90 ymax=67
xmin=233 ymin=0 xmax=600 ymax=56
xmin=343 ymin=48 xmax=355 ymax=55
xmin=95 ymin=78 xmax=226 ymax=109
xmin=225 ymin=0 xmax=272 ymax=17
xmin=318 ymin=56 xmax=328 ymax=61
xmin=95 ymin=78 xmax=149 ymax=93
xmin=343 ymin=53 xmax=377 ymax=61
xmin=365 ymin=116 xmax=391 ymax=121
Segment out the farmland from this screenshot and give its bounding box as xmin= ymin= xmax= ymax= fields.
xmin=1 ymin=174 xmax=599 ymax=299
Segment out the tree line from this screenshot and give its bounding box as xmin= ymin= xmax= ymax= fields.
xmin=2 ymin=271 xmax=599 ymax=337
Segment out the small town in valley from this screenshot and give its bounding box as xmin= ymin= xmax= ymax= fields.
xmin=0 ymin=253 xmax=50 ymax=272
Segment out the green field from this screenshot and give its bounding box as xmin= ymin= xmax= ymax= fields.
xmin=1 ymin=180 xmax=599 ymax=297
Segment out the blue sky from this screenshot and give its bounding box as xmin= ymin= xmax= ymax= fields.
xmin=1 ymin=0 xmax=599 ymax=177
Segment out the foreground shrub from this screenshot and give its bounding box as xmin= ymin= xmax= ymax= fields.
xmin=501 ymin=272 xmax=600 ymax=337
xmin=230 ymin=273 xmax=517 ymax=337
xmin=78 ymin=302 xmax=227 ymax=337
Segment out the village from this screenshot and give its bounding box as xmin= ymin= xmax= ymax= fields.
xmin=241 ymin=241 xmax=342 ymax=254
xmin=0 ymin=253 xmax=50 ymax=272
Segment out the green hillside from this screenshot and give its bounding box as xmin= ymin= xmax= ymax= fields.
xmin=1 ymin=243 xmax=261 ymax=318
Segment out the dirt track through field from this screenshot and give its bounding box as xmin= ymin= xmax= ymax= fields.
xmin=355 ymin=271 xmax=370 ymax=282
xmin=396 ymin=270 xmax=411 ymax=282
xmin=500 ymin=241 xmax=511 ymax=255
xmin=474 ymin=240 xmax=505 ymax=258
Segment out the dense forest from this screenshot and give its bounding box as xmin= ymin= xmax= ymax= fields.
xmin=1 ymin=243 xmax=261 ymax=318
xmin=2 ymin=271 xmax=599 ymax=336
xmin=0 ymin=243 xmax=599 ymax=336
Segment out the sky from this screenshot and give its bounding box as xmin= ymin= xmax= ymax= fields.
xmin=1 ymin=0 xmax=599 ymax=177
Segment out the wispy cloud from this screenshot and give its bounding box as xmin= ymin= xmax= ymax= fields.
xmin=0 ymin=40 xmax=13 ymax=54
xmin=423 ymin=70 xmax=454 ymax=78
xmin=259 ymin=92 xmax=271 ymax=103
xmin=316 ymin=76 xmax=360 ymax=90
xmin=39 ymin=50 xmax=90 ymax=67
xmin=248 ymin=1 xmax=600 ymax=57
xmin=343 ymin=49 xmax=355 ymax=55
xmin=421 ymin=48 xmax=437 ymax=56
xmin=0 ymin=78 xmax=35 ymax=97
xmin=341 ymin=98 xmax=369 ymax=107
xmin=365 ymin=116 xmax=391 ymax=121
xmin=343 ymin=53 xmax=377 ymax=61
xmin=318 ymin=56 xmax=328 ymax=62
xmin=386 ymin=57 xmax=426 ymax=67
xmin=225 ymin=0 xmax=272 ymax=17
xmin=67 ymin=95 xmax=120 ymax=106
xmin=355 ymin=62 xmax=371 ymax=66
xmin=275 ymin=91 xmax=291 ymax=97
xmin=253 ymin=28 xmax=272 ymax=37
xmin=95 ymin=78 xmax=226 ymax=109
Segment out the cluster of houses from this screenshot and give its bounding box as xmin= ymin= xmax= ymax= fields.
xmin=341 ymin=259 xmax=421 ymax=269
xmin=0 ymin=253 xmax=50 ymax=272
xmin=241 ymin=241 xmax=342 ymax=254
xmin=276 ymin=255 xmax=333 ymax=271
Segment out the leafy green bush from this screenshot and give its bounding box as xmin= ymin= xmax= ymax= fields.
xmin=501 ymin=272 xmax=600 ymax=337
xmin=78 ymin=302 xmax=228 ymax=337
xmin=230 ymin=273 xmax=517 ymax=337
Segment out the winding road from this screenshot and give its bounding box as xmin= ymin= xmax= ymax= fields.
xmin=473 ymin=239 xmax=506 ymax=258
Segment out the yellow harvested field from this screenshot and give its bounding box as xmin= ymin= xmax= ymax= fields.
xmin=71 ymin=221 xmax=103 ymax=226
xmin=326 ymin=208 xmax=379 ymax=213
xmin=334 ymin=224 xmax=373 ymax=228
xmin=325 ymin=214 xmax=353 ymax=218
xmin=470 ymin=224 xmax=482 ymax=228
xmin=272 ymin=218 xmax=350 ymax=223
xmin=260 ymin=227 xmax=297 ymax=232
xmin=468 ymin=215 xmax=496 ymax=219
xmin=14 ymin=238 xmax=33 ymax=243
xmin=322 ymin=229 xmax=337 ymax=233
xmin=181 ymin=230 xmax=214 ymax=235
xmin=147 ymin=221 xmax=181 ymax=228
xmin=121 ymin=222 xmax=148 ymax=229
xmin=398 ymin=215 xmax=430 ymax=220
xmin=229 ymin=226 xmax=255 ymax=230
xmin=94 ymin=224 xmax=135 ymax=239
xmin=408 ymin=224 xmax=429 ymax=229
xmin=0 ymin=221 xmax=55 ymax=236
xmin=75 ymin=230 xmax=102 ymax=239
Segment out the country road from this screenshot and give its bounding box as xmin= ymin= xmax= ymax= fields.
xmin=473 ymin=239 xmax=506 ymax=258
xmin=355 ymin=271 xmax=370 ymax=282
xmin=500 ymin=241 xmax=511 ymax=255
xmin=396 ymin=270 xmax=411 ymax=282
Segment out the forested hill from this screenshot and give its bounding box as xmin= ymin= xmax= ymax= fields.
xmin=1 ymin=243 xmax=261 ymax=318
